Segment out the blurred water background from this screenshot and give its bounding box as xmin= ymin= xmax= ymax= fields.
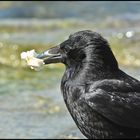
xmin=0 ymin=1 xmax=140 ymax=139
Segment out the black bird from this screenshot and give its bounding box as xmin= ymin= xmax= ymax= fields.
xmin=37 ymin=30 xmax=140 ymax=139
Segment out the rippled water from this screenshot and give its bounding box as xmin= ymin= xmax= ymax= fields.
xmin=0 ymin=65 xmax=86 ymax=139
xmin=0 ymin=1 xmax=140 ymax=138
xmin=0 ymin=34 xmax=86 ymax=138
xmin=0 ymin=64 xmax=140 ymax=139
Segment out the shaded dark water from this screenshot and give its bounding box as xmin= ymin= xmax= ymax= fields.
xmin=0 ymin=1 xmax=140 ymax=21
xmin=0 ymin=1 xmax=140 ymax=139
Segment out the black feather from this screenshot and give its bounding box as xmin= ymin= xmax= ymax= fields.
xmin=59 ymin=30 xmax=140 ymax=138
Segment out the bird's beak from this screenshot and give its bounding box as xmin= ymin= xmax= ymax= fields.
xmin=36 ymin=45 xmax=63 ymax=64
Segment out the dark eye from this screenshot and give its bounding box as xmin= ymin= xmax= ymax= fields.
xmin=60 ymin=44 xmax=71 ymax=54
xmin=68 ymin=49 xmax=86 ymax=61
xmin=75 ymin=36 xmax=83 ymax=42
xmin=65 ymin=45 xmax=71 ymax=53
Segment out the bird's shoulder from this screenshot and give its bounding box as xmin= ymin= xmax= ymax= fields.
xmin=82 ymin=77 xmax=140 ymax=129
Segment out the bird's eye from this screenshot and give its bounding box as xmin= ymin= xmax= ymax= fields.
xmin=76 ymin=36 xmax=83 ymax=42
xmin=60 ymin=45 xmax=71 ymax=54
xmin=65 ymin=45 xmax=71 ymax=53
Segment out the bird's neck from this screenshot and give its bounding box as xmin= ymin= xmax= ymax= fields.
xmin=62 ymin=44 xmax=119 ymax=85
xmin=62 ymin=57 xmax=119 ymax=85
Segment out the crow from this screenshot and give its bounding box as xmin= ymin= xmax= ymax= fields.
xmin=37 ymin=30 xmax=140 ymax=139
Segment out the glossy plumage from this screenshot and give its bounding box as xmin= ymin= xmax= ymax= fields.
xmin=59 ymin=30 xmax=140 ymax=138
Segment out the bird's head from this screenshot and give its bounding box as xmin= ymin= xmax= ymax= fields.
xmin=37 ymin=30 xmax=118 ymax=74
